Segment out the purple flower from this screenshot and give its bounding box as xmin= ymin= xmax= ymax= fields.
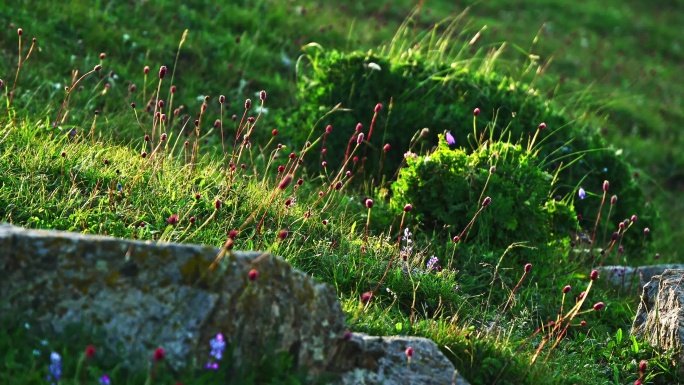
xmin=100 ymin=374 xmax=111 ymax=385
xmin=445 ymin=131 xmax=456 ymax=145
xmin=206 ymin=333 xmax=226 ymax=370
xmin=47 ymin=352 xmax=61 ymax=384
xmin=427 ymin=256 xmax=438 ymax=270
xmin=578 ymin=187 xmax=586 ymax=200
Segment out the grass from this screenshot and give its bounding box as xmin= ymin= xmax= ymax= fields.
xmin=0 ymin=0 xmax=682 ymax=384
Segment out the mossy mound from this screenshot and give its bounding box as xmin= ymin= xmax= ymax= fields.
xmin=287 ymin=49 xmax=654 ymax=249
xmin=390 ymin=137 xmax=577 ymax=255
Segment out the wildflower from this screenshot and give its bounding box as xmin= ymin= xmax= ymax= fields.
xmin=482 ymin=196 xmax=492 ymax=207
xmin=610 ymin=195 xmax=618 ymax=205
xmin=639 ymin=360 xmax=648 ymax=373
xmin=590 ymin=270 xmax=599 ymax=280
xmin=593 ymin=302 xmax=605 ymax=311
xmin=452 ymin=235 xmax=460 ymax=243
xmin=473 ymin=108 xmax=480 ymax=116
xmin=278 ymin=174 xmax=293 ymax=190
xmin=325 ymin=125 xmax=332 ymax=134
xmin=259 ymin=90 xmax=267 ymax=101
xmin=365 ymin=199 xmax=373 ymax=209
xmin=343 ymin=330 xmax=353 ymax=340
xmin=427 ymin=256 xmax=438 ymax=270
xmin=100 ymin=374 xmax=111 ymax=385
xmin=245 ymin=99 xmax=252 ymax=109
xmin=580 ymin=320 xmax=586 ymax=326
xmin=403 ymin=204 xmax=413 ymax=212
xmin=578 ymin=187 xmax=586 ymax=200
xmin=405 ymin=346 xmax=414 ymax=363
xmin=215 ymin=199 xmax=222 ymax=210
xmin=158 ymin=65 xmax=167 ymax=79
xmin=47 ymin=352 xmax=61 ymax=384
xmin=167 ymin=214 xmax=179 ymax=225
xmin=445 ymin=131 xmax=456 ymax=145
xmin=538 ymin=122 xmax=546 ymax=130
xmin=361 ymin=292 xmax=372 ymax=304
xmin=85 ymin=345 xmax=96 ymax=358
xmin=603 ymin=180 xmax=609 ymax=192
xmin=490 ymin=166 xmax=496 ymax=174
xmin=631 ymin=215 xmax=637 ymax=223
xmin=374 ymin=103 xmax=382 ymax=112
xmin=278 ymin=229 xmax=289 ymax=240
xmin=153 ymin=347 xmax=165 ymax=361
xmin=563 ymin=285 xmax=571 ymax=294
xmin=383 ymin=143 xmax=390 ymax=152
xmin=524 ymin=263 xmax=532 ymax=273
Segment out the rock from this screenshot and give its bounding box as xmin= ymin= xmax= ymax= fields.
xmin=595 ymin=264 xmax=684 ymax=291
xmin=0 ymin=223 xmax=345 ymax=380
xmin=328 ymin=333 xmax=469 ymax=385
xmin=631 ymin=269 xmax=684 ymax=375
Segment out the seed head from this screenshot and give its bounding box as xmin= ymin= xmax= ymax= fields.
xmin=259 ymin=90 xmax=266 ymax=101
xmin=144 ymin=66 xmax=150 ymax=75
xmin=215 ymin=199 xmax=222 ymax=210
xmin=524 ymin=263 xmax=532 ymax=273
xmin=229 ymin=230 xmax=238 ymax=239
xmin=218 ymin=95 xmax=225 ymax=104
xmin=141 ymin=151 xmax=147 ymax=158
xmin=603 ymin=180 xmax=609 ymax=192
xmin=405 ymin=346 xmax=414 ymax=358
xmin=357 ymin=133 xmax=364 ymax=144
xmin=473 ymin=108 xmax=480 ymax=116
xmin=170 ymin=85 xmax=177 ymax=94
xmin=160 ymin=133 xmax=167 ymax=141
xmin=590 ymin=269 xmax=599 ymax=280
xmin=452 ymin=235 xmax=460 ymax=243
xmin=272 ymin=129 xmax=278 ymax=136
xmin=322 ymin=219 xmax=328 ymax=225
xmin=610 ymin=195 xmax=618 ymax=205
xmin=297 ymin=178 xmax=303 ymax=185
xmin=631 ymin=215 xmax=637 ymax=223
xmin=321 ymin=161 xmax=327 ymax=167
xmin=403 ymin=204 xmax=413 ymax=212
xmin=94 ymin=64 xmax=102 ymax=72
xmin=277 ymin=165 xmax=285 ymax=173
xmin=538 ymin=122 xmax=546 ymax=130
xmin=563 ymin=285 xmax=571 ymax=294
xmin=482 ymin=196 xmax=492 ymax=207
xmin=278 ymin=229 xmax=289 ymax=240
xmin=643 ymin=227 xmax=650 ymax=236
xmin=334 ymin=181 xmax=343 ymax=190
xmin=189 ymin=216 xmax=196 ymax=223
xmin=248 ymin=269 xmax=259 ymax=281
xmin=611 ymin=231 xmax=619 ymax=241
xmin=489 ymin=165 xmax=496 ymax=174
xmin=592 ymin=302 xmax=605 ymax=311
xmin=17 ymin=28 xmax=23 ymax=36
xmin=158 ymin=66 xmax=167 ymax=79
xmin=355 ymin=123 xmax=362 ymax=132
xmin=365 ymin=199 xmax=374 ymax=209
xmin=383 ymin=143 xmax=390 ymax=152
xmin=374 ymin=103 xmax=382 ymax=113
xmin=244 ymin=99 xmax=251 ymax=109
xmin=325 ymin=125 xmax=332 ymax=134
xmin=580 ymin=320 xmax=586 ymax=327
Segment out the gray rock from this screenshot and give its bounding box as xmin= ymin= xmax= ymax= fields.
xmin=595 ymin=264 xmax=684 ymax=292
xmin=0 ymin=223 xmax=462 ymax=383
xmin=328 ymin=333 xmax=469 ymax=385
xmin=0 ymin=223 xmax=345 ymax=380
xmin=631 ymin=269 xmax=684 ymax=376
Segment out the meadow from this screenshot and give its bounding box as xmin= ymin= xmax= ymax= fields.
xmin=1 ymin=0 xmax=682 ymax=384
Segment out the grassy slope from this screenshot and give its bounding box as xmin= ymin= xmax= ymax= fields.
xmin=1 ymin=0 xmax=682 ymax=384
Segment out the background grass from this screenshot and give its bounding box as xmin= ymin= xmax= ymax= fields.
xmin=1 ymin=0 xmax=682 ymax=384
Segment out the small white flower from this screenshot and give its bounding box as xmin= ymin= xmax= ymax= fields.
xmin=41 ymin=339 xmax=48 ymax=346
xmin=423 ymin=156 xmax=431 ymax=163
xmin=365 ymin=62 xmax=381 ymax=71
xmin=24 ymin=323 xmax=30 ymax=329
xmin=123 ymin=33 xmax=130 ymax=42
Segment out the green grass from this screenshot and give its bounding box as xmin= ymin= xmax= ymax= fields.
xmin=1 ymin=0 xmax=682 ymax=384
